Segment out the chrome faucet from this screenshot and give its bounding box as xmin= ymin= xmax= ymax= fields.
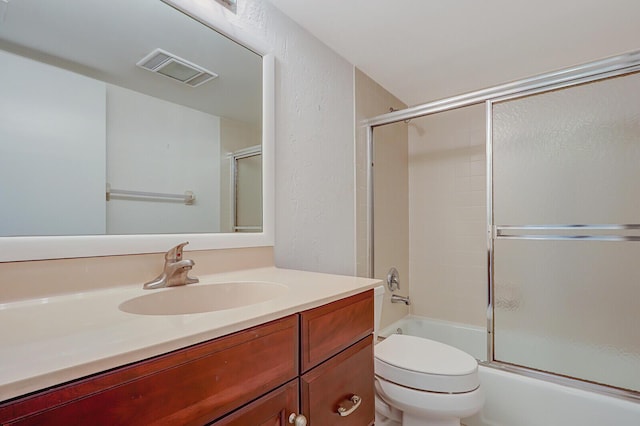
xmin=391 ymin=294 xmax=411 ymax=305
xmin=143 ymin=242 xmax=199 ymax=289
xmin=386 ymin=267 xmax=410 ymax=305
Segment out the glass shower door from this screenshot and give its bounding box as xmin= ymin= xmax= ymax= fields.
xmin=491 ymin=71 xmax=640 ymax=392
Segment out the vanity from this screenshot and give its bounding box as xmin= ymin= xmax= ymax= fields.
xmin=0 ymin=1 xmax=377 ymax=423
xmin=0 ymin=267 xmax=379 ymax=425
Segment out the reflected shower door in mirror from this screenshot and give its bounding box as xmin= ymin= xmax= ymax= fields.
xmin=491 ymin=70 xmax=640 ymax=393
xmin=0 ymin=0 xmax=263 ymax=237
xmin=231 ymin=147 xmax=263 ymax=233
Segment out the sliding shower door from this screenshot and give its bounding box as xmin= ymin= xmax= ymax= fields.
xmin=491 ymin=71 xmax=640 ymax=393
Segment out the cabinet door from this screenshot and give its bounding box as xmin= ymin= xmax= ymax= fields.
xmin=300 ymin=290 xmax=373 ymax=372
xmin=301 ymin=336 xmax=374 ymax=426
xmin=211 ymin=379 xmax=298 ymax=426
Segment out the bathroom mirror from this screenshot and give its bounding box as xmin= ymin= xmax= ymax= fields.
xmin=0 ymin=0 xmax=274 ymax=261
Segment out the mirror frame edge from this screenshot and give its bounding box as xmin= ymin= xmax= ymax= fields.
xmin=0 ymin=0 xmax=275 ymax=262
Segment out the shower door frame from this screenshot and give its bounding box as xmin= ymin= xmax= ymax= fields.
xmin=363 ymin=49 xmax=640 ymax=402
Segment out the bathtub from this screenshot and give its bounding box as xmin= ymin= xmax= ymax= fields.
xmin=378 ymin=315 xmax=640 ymax=426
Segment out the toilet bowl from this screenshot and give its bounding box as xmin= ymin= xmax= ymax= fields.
xmin=373 ymin=286 xmax=484 ymax=426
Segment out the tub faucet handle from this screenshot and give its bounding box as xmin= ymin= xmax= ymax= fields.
xmin=387 ymin=267 xmax=400 ymax=292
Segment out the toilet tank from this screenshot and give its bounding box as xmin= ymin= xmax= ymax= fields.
xmin=373 ymin=285 xmax=385 ymax=342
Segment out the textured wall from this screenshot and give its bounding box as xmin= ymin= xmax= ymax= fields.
xmin=228 ymin=0 xmax=357 ymax=275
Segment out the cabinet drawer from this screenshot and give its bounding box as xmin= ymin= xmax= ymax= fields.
xmin=300 ymin=290 xmax=373 ymax=372
xmin=301 ymin=335 xmax=374 ymax=426
xmin=0 ymin=316 xmax=298 ymax=426
xmin=210 ymin=379 xmax=298 ymax=426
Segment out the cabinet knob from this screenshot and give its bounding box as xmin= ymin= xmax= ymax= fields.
xmin=288 ymin=413 xmax=308 ymax=426
xmin=336 ymin=394 xmax=362 ymax=417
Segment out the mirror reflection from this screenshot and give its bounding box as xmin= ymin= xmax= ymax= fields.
xmin=0 ymin=0 xmax=263 ymax=237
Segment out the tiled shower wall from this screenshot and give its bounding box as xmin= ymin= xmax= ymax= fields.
xmin=408 ymin=104 xmax=487 ymax=327
xmin=356 ymin=74 xmax=488 ymax=328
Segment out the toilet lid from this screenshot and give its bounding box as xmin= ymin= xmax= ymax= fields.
xmin=374 ymin=334 xmax=479 ymax=393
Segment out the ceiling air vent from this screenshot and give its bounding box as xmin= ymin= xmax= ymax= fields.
xmin=137 ymin=48 xmax=218 ymax=87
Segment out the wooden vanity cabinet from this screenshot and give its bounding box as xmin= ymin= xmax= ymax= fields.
xmin=0 ymin=316 xmax=298 ymax=426
xmin=0 ymin=289 xmax=375 ymax=426
xmin=299 ymin=290 xmax=375 ymax=426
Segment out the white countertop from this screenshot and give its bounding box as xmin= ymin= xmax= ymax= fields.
xmin=0 ymin=267 xmax=381 ymax=401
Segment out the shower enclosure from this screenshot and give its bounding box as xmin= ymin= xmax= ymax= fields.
xmin=364 ymin=51 xmax=640 ymax=400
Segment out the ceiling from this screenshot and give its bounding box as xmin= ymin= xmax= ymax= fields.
xmin=268 ymin=0 xmax=640 ymax=107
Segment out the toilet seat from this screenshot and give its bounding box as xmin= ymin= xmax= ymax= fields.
xmin=375 ymin=334 xmax=479 ymax=393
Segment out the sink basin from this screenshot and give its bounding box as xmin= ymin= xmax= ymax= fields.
xmin=119 ymin=281 xmax=288 ymax=315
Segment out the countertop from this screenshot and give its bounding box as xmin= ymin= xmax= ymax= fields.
xmin=0 ymin=266 xmax=381 ymax=401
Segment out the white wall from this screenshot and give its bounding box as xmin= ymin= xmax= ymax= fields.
xmin=0 ymin=50 xmax=106 ymax=237
xmin=227 ymin=0 xmax=356 ymax=275
xmin=106 ymin=84 xmax=220 ymax=234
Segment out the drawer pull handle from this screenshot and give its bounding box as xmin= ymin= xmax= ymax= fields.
xmin=288 ymin=413 xmax=308 ymax=426
xmin=337 ymin=394 xmax=362 ymax=417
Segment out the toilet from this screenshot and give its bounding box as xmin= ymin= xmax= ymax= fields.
xmin=373 ymin=286 xmax=484 ymax=426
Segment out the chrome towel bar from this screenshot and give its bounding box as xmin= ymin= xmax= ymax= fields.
xmin=106 ymin=183 xmax=195 ymax=205
xmin=495 ymin=224 xmax=640 ymax=242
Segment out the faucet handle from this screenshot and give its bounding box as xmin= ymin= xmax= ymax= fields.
xmin=165 ymin=241 xmax=190 ymax=262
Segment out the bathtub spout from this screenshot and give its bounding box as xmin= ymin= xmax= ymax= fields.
xmin=391 ymin=294 xmax=411 ymax=305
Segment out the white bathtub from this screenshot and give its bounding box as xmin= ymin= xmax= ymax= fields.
xmin=378 ymin=315 xmax=640 ymax=426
